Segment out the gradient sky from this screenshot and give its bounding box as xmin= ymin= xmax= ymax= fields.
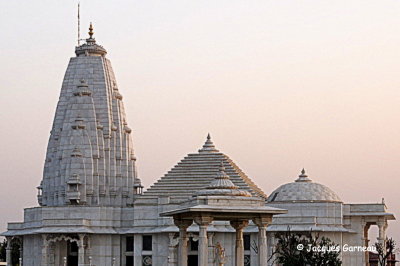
xmin=0 ymin=0 xmax=399 ymax=243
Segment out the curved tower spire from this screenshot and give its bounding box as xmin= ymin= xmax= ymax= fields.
xmin=38 ymin=24 xmax=142 ymax=207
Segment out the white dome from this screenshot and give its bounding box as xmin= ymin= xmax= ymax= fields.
xmin=267 ymin=169 xmax=341 ymax=203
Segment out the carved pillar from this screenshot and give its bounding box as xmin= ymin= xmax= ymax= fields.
xmin=268 ymin=235 xmax=275 ymax=266
xmin=48 ymin=242 xmax=55 ymax=266
xmin=168 ymin=233 xmax=178 ymax=266
xmin=363 ymin=222 xmax=371 ymax=266
xmin=41 ymin=234 xmax=49 ymax=266
xmin=230 ymin=220 xmax=249 ymax=266
xmin=253 ymin=217 xmax=271 ymax=266
xmin=133 ymin=235 xmax=142 ymax=266
xmin=85 ymin=236 xmax=92 ymax=265
xmin=377 ymin=221 xmax=388 ymax=250
xmin=174 ymin=219 xmax=193 ymax=266
xmin=19 ymin=241 xmax=23 ymax=266
xmin=194 ymin=216 xmax=213 ymax=266
xmin=78 ymin=234 xmax=85 ymax=266
xmin=6 ymin=237 xmax=12 ymax=266
xmin=207 ymin=233 xmax=215 ymax=265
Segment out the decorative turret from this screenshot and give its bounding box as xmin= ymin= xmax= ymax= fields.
xmin=195 ymin=162 xmax=251 ymax=197
xmin=207 ymin=162 xmax=238 ymax=189
xmin=39 ymin=25 xmax=142 ymax=207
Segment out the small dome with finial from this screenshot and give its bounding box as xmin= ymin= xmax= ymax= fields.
xmin=207 ymin=162 xmax=238 ymax=189
xmin=267 ymin=169 xmax=341 ymax=203
xmin=195 ymin=161 xmax=251 ymax=197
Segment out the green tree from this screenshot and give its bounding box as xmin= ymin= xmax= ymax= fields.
xmin=269 ymin=228 xmax=342 ymax=266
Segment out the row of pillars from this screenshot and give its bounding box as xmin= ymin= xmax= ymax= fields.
xmin=174 ymin=216 xmax=269 ymax=266
xmin=376 ymin=221 xmax=388 ymax=246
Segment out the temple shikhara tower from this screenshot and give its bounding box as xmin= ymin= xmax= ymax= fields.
xmin=39 ymin=23 xmax=142 ymax=208
xmin=2 ymin=24 xmax=396 ymax=266
xmin=3 ymin=25 xmax=145 ymax=265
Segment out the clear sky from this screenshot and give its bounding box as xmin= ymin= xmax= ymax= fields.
xmin=0 ymin=0 xmax=399 ymax=243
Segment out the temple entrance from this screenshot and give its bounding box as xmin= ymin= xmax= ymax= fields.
xmin=187 ymin=236 xmax=198 ymax=266
xmin=50 ymin=239 xmax=79 ymax=266
xmin=43 ymin=234 xmax=87 ymax=266
xmin=188 ymin=255 xmax=198 ymax=266
xmin=67 ymin=241 xmax=79 ymax=266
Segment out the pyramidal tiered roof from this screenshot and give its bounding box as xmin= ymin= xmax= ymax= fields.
xmin=38 ymin=24 xmax=142 ymax=207
xmin=139 ymin=134 xmax=267 ymax=203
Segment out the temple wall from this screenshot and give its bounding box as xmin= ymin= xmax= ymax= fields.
xmin=23 ymin=235 xmax=42 ymax=266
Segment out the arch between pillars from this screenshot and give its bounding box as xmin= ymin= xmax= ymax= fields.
xmin=43 ymin=234 xmax=88 ymax=266
xmin=361 ymin=218 xmax=389 ymax=266
xmin=46 ymin=235 xmax=81 ymax=245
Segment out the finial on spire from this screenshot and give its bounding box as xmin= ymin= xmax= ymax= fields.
xmin=295 ymin=168 xmax=311 ymax=182
xmin=89 ymin=22 xmax=94 ymax=39
xmin=199 ymin=133 xmax=218 ymax=153
xmin=75 ymin=21 xmax=106 ymax=56
xmin=301 ymin=168 xmax=306 ymax=176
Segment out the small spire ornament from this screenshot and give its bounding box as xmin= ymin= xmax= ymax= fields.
xmin=295 ymin=168 xmax=311 ymax=182
xmin=88 ymin=22 xmax=94 ymax=38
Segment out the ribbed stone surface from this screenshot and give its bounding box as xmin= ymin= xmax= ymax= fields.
xmin=39 ymin=37 xmax=141 ymax=207
xmin=140 ymin=137 xmax=267 ymax=202
xmin=267 ymin=171 xmax=341 ymax=203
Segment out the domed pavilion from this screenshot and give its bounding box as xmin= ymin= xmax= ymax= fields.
xmin=266 ymin=169 xmax=395 ymax=266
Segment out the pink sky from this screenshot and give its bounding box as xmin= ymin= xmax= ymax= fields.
xmin=0 ymin=0 xmax=398 ymax=243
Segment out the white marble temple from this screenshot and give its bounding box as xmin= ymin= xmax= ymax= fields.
xmin=2 ymin=25 xmax=396 ymax=266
